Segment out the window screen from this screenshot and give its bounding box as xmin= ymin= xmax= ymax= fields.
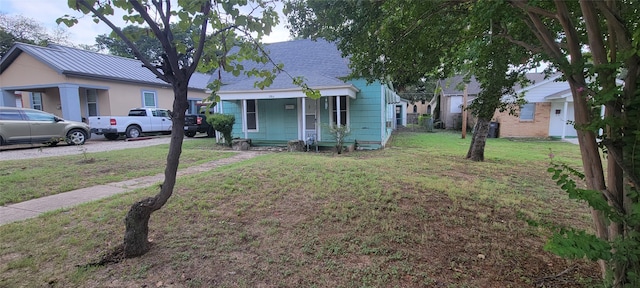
xmin=520 ymin=103 xmax=535 ymax=120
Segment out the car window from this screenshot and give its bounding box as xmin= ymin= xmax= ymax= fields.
xmin=156 ymin=110 xmax=169 ymax=117
xmin=23 ymin=110 xmax=56 ymax=121
xmin=128 ymin=110 xmax=147 ymax=116
xmin=0 ymin=109 xmax=24 ymax=120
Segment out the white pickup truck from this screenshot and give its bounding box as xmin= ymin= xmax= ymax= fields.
xmin=89 ymin=108 xmax=172 ymax=140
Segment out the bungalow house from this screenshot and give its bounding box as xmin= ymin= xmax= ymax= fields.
xmin=213 ymin=39 xmax=404 ymax=149
xmin=435 ymin=76 xmax=480 ymax=130
xmin=436 ymin=73 xmax=577 ymax=139
xmin=0 ymin=43 xmax=210 ymax=122
xmin=493 ymin=73 xmax=577 ymax=139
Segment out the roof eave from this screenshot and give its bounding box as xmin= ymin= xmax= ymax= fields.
xmin=63 ymin=71 xmax=208 ymax=91
xmin=218 ymin=84 xmax=359 ymax=100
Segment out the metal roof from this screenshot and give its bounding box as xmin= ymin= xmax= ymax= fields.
xmin=0 ymin=42 xmax=210 ymax=90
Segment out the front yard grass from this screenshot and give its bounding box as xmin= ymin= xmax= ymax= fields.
xmin=0 ymin=131 xmax=600 ymax=287
xmin=0 ymin=139 xmax=234 ymax=205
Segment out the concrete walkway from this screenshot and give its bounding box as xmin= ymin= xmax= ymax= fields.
xmin=0 ymin=151 xmax=265 ymax=226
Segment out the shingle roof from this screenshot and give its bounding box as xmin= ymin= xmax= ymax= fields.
xmin=439 ymin=72 xmax=562 ymax=95
xmin=215 ymin=39 xmax=352 ymax=91
xmin=438 ymin=75 xmax=481 ymax=95
xmin=0 ymin=42 xmax=210 ymax=90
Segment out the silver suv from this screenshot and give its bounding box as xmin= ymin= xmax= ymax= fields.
xmin=0 ymin=107 xmax=90 ymax=146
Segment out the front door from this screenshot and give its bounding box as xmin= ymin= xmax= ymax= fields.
xmin=305 ymin=99 xmax=318 ymax=143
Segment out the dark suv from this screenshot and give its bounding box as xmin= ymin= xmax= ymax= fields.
xmin=0 ymin=107 xmax=90 ymax=146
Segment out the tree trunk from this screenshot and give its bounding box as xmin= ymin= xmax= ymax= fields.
xmin=466 ymin=117 xmax=490 ymax=161
xmin=123 ymin=83 xmax=189 ymax=258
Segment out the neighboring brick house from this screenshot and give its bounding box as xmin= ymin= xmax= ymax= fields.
xmin=493 ymin=73 xmax=577 ymax=139
xmin=493 ymin=102 xmax=552 ymax=138
xmin=437 ymin=73 xmax=577 ymax=139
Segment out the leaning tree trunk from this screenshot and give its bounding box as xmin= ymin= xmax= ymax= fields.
xmin=466 ymin=117 xmax=491 ymax=161
xmin=123 ymin=84 xmax=189 ymax=258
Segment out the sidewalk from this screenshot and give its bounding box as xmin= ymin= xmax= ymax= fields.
xmin=0 ymin=151 xmax=265 ymax=226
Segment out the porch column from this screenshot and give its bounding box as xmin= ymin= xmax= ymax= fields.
xmin=561 ymin=100 xmax=568 ymax=139
xmin=242 ymin=99 xmax=248 ymax=139
xmin=336 ymin=96 xmax=341 ymax=127
xmin=215 ymin=101 xmax=223 ymax=143
xmin=0 ymin=89 xmax=17 ymax=107
xmin=58 ymin=84 xmax=82 ymax=121
xmin=301 ymin=97 xmax=306 ymax=140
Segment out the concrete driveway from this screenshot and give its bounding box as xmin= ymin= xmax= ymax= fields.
xmin=0 ymin=135 xmax=181 ymax=161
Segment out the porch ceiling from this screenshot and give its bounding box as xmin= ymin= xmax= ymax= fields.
xmin=545 ymin=91 xmax=573 ymax=102
xmin=217 ymin=85 xmax=359 ymax=100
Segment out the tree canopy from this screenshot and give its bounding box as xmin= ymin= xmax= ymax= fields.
xmin=0 ymin=13 xmax=71 ymax=57
xmin=95 ymin=24 xmax=195 ymax=63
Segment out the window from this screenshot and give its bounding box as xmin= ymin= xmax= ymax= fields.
xmin=449 ymin=96 xmax=463 ymax=113
xmin=246 ymin=99 xmax=257 ymax=130
xmin=86 ymin=89 xmax=98 ymax=116
xmin=520 ymin=103 xmax=535 ymax=120
xmin=0 ymin=109 xmax=24 ymax=120
xmin=331 ymin=96 xmax=348 ymax=126
xmin=31 ymin=92 xmax=43 ymax=110
xmin=24 ymin=109 xmax=55 ymax=121
xmin=142 ymin=91 xmax=157 ymax=107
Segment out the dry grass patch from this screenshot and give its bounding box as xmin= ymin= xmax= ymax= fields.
xmin=0 ymin=131 xmax=600 ymax=287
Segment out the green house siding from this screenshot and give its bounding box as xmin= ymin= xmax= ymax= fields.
xmin=312 ymin=79 xmax=387 ymax=149
xmin=225 ymin=99 xmax=299 ymax=141
xmin=220 ymin=79 xmax=395 ymax=149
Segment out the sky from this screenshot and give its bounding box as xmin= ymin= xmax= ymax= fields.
xmin=0 ymin=0 xmax=292 ymax=46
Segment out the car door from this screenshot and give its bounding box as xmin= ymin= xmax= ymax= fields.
xmin=0 ymin=108 xmax=31 ymax=144
xmin=154 ymin=109 xmax=172 ymax=131
xmin=23 ymin=110 xmax=64 ymax=143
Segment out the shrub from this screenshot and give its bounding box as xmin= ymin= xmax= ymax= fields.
xmin=327 ymin=124 xmax=351 ymax=154
xmin=207 ymin=114 xmax=235 ymax=146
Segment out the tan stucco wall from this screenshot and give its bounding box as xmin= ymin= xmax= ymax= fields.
xmin=2 ymin=52 xmax=209 ymax=118
xmin=0 ymin=53 xmax=67 ymax=85
xmin=493 ymin=102 xmax=551 ymax=138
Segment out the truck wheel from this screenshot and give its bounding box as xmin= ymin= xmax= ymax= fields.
xmin=206 ymin=126 xmax=215 ymax=138
xmin=66 ymin=129 xmax=88 ymax=145
xmin=104 ymin=133 xmax=119 ymax=140
xmin=126 ymin=126 xmax=142 ymax=138
xmin=185 ymin=131 xmax=196 ymax=137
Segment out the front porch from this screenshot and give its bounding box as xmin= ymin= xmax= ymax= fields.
xmin=1 ymin=84 xmax=109 ymax=122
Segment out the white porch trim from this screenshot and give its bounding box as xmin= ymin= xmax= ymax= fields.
xmin=218 ymin=85 xmax=359 ymax=100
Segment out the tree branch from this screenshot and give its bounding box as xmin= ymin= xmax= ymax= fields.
xmin=187 ymin=1 xmax=212 ymax=76
xmin=601 ymin=140 xmax=640 ymax=199
xmin=495 ymin=30 xmax=543 ymax=54
xmin=151 ymin=0 xmax=173 ymax=46
xmin=75 ymin=0 xmax=168 ymax=83
xmin=128 ymin=0 xmax=181 ymax=80
xmin=509 ymin=0 xmax=558 ymax=19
